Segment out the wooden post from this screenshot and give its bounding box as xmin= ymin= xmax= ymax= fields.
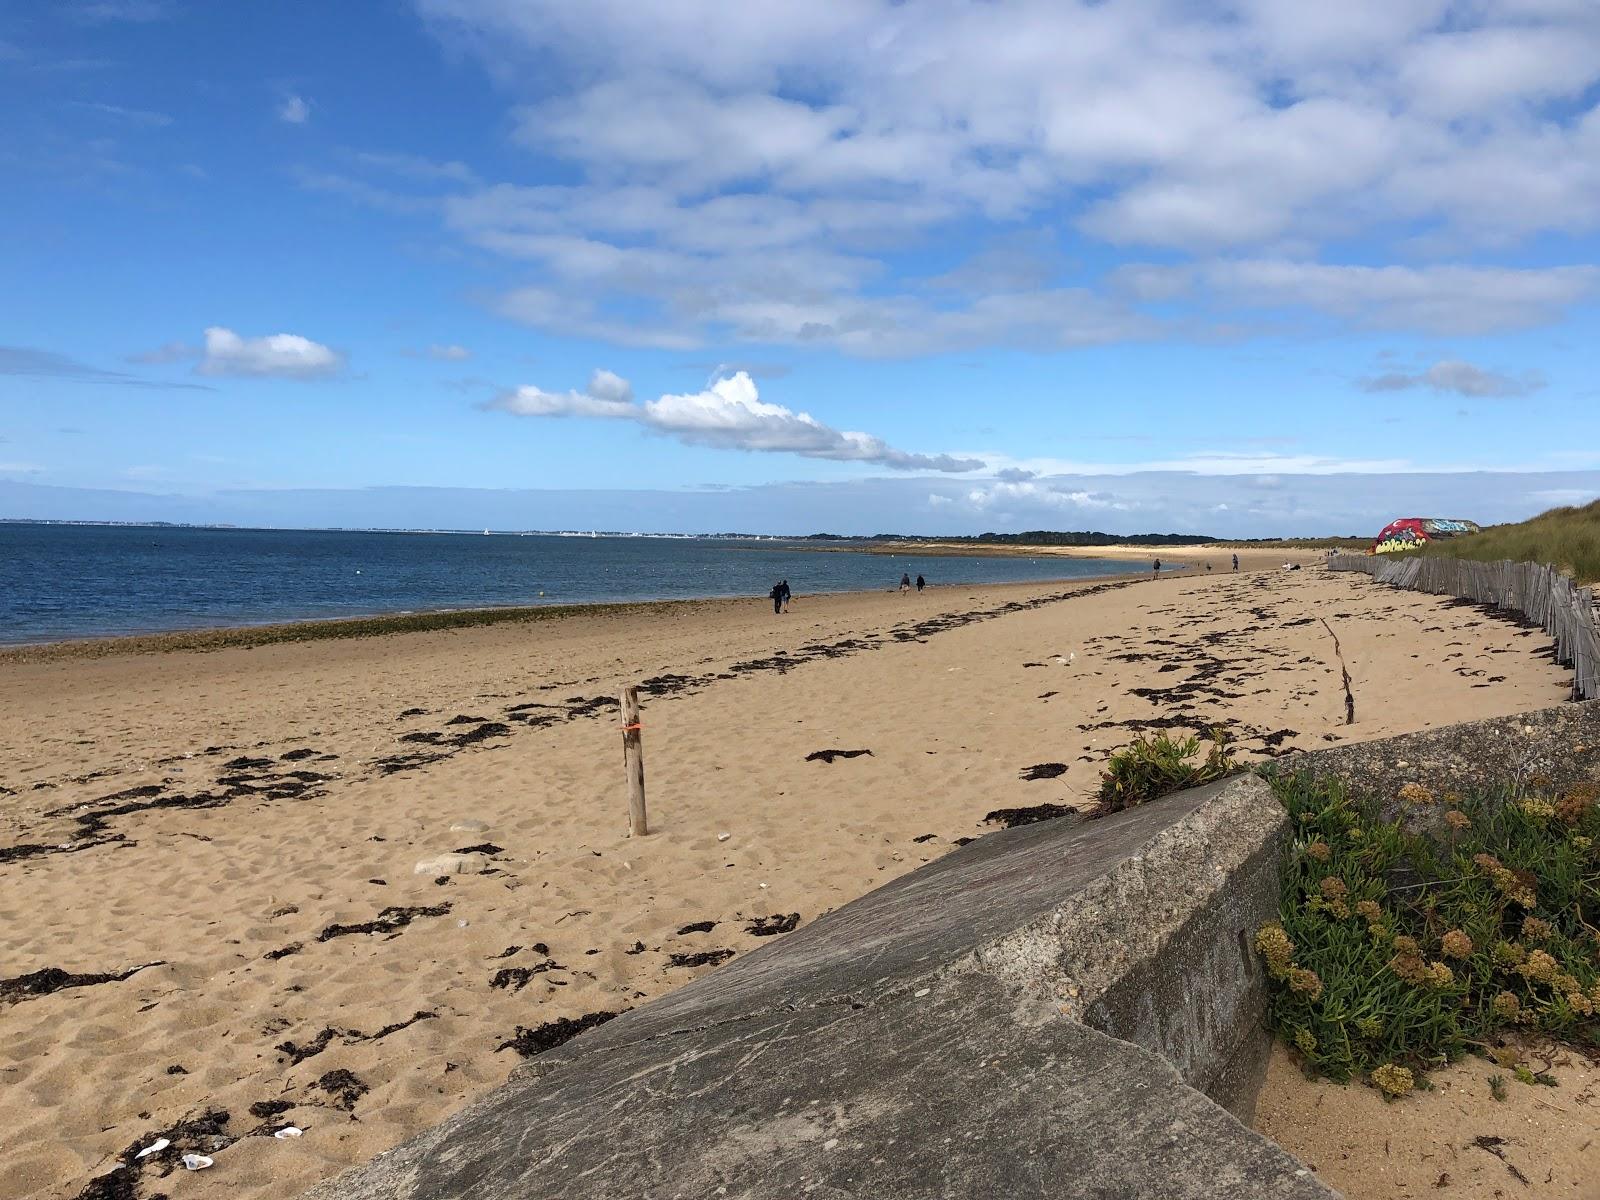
xmin=621 ymin=686 xmax=647 ymax=836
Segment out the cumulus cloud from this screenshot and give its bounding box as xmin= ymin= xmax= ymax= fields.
xmin=487 ymin=370 xmax=983 ymax=472
xmin=278 ymin=94 xmax=310 ymax=124
xmin=1359 ymin=359 xmax=1546 ymax=398
xmin=197 ymin=327 xmax=343 ymax=379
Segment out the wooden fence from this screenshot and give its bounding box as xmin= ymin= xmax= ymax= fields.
xmin=1327 ymin=554 xmax=1600 ymax=702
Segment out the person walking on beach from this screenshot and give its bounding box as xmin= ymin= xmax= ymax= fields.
xmin=1232 ymin=553 xmax=1239 ymax=572
xmin=1152 ymin=558 xmax=1161 ymax=574
xmin=769 ymin=582 xmax=784 ymax=615
xmin=915 ymin=574 xmax=926 ymax=593
xmin=899 ymin=572 xmax=912 ymax=593
xmin=779 ymin=579 xmax=791 ymax=612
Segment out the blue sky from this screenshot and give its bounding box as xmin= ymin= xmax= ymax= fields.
xmin=3 ymin=0 xmax=1599 ymax=535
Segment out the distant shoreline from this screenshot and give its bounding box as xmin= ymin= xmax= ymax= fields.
xmin=805 ymin=540 xmax=1340 ymax=563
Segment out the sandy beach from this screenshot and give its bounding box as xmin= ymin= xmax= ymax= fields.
xmin=0 ymin=563 xmax=1580 ymax=1200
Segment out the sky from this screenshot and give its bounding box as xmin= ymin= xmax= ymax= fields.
xmin=3 ymin=0 xmax=1599 ymax=536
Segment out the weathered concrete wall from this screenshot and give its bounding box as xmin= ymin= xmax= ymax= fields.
xmin=1278 ymin=700 xmax=1600 ymax=829
xmin=306 ymin=774 xmax=1336 ymax=1200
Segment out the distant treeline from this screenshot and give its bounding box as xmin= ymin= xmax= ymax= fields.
xmin=803 ymin=530 xmax=1216 ymax=546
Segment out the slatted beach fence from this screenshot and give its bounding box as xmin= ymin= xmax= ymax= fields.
xmin=1327 ymin=554 xmax=1600 ymax=702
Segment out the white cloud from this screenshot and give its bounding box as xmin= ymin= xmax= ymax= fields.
xmin=487 ymin=370 xmax=983 ymax=472
xmin=1182 ymin=260 xmax=1600 ymax=335
xmin=1359 ymin=359 xmax=1546 ymax=398
xmin=964 ymin=480 xmax=1135 ymax=513
xmin=71 ymin=100 xmax=172 ymax=127
xmin=198 ymin=327 xmax=343 ymax=379
xmin=427 ymin=343 xmax=472 ymax=361
xmin=401 ymin=1 xmax=1600 ymax=353
xmin=278 ymin=94 xmax=311 ymax=124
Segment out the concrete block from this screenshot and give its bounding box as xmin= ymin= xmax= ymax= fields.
xmin=307 ymin=774 xmax=1329 ymax=1200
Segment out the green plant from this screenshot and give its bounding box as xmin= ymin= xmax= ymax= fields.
xmin=1420 ymin=497 xmax=1600 ymax=584
xmin=1254 ymin=772 xmax=1600 ymax=1093
xmin=1488 ymin=1074 xmax=1507 ymax=1101
xmin=1092 ymin=730 xmax=1238 ymax=817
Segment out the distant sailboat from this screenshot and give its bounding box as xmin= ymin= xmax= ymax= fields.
xmin=483 ymin=528 xmax=490 ymax=535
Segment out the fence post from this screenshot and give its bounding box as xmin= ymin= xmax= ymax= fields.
xmin=621 ymin=686 xmax=648 ymax=836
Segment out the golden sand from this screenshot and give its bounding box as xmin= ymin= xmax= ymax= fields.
xmin=0 ymin=563 xmax=1578 ymax=1200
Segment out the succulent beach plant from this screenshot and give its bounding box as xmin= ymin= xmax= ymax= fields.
xmin=1256 ymin=772 xmax=1600 ymax=1095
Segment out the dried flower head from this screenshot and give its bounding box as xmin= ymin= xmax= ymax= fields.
xmin=1255 ymin=924 xmax=1295 ymax=978
xmin=1355 ymin=899 xmax=1383 ymax=924
xmin=1518 ymin=797 xmax=1557 ymax=821
xmin=1441 ymin=930 xmax=1474 ymax=959
xmin=1520 ymin=949 xmax=1559 ymax=984
xmin=1556 ymin=792 xmax=1594 ymax=825
xmin=1573 ymin=834 xmax=1593 ymax=850
xmin=1371 ymin=1063 xmax=1415 ymax=1097
xmin=1389 ymin=950 xmax=1433 ymax=986
xmin=1521 ymin=916 xmax=1553 ymax=942
xmin=1305 ymin=839 xmax=1331 ymax=861
xmin=1490 ymin=866 xmax=1537 ymax=908
xmin=1472 ymin=852 xmax=1503 ymax=874
xmin=1491 ymin=991 xmax=1521 ymax=1020
xmin=1444 ymin=810 xmax=1472 ymax=832
xmin=1289 ymin=967 xmax=1324 ymax=1000
xmin=1355 ymin=1016 xmax=1384 ymax=1038
xmin=1294 ymin=1028 xmax=1318 ymax=1055
xmin=1429 ymin=961 xmax=1455 ymax=988
xmin=1568 ymin=992 xmax=1596 ymax=1017
xmin=1392 ymin=935 xmax=1421 ymax=957
xmin=1398 ymin=782 xmax=1435 ymax=806
xmin=1492 ymin=941 xmax=1527 ymax=967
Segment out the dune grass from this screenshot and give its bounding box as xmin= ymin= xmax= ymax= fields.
xmin=1420 ymin=499 xmax=1600 ymax=585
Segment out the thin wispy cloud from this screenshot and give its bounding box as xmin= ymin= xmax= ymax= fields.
xmin=487 ymin=370 xmax=985 ymax=473
xmin=278 ymin=94 xmax=311 ymax=124
xmin=70 ymin=100 xmax=172 ymax=127
xmin=1359 ymin=359 xmax=1546 ymax=399
xmin=67 ymin=1 xmax=171 ymax=24
xmin=1 ymin=345 xmax=213 ymax=391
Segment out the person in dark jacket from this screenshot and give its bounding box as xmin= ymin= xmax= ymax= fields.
xmin=915 ymin=574 xmax=926 ymax=593
xmin=779 ymin=579 xmax=791 ymax=612
xmin=769 ymin=582 xmax=784 ymax=614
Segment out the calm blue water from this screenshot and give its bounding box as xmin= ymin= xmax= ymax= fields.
xmin=0 ymin=524 xmax=1147 ymax=644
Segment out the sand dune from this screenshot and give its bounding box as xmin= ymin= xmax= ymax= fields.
xmin=0 ymin=565 xmax=1575 ymax=1200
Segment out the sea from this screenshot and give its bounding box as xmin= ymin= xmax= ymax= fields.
xmin=0 ymin=523 xmax=1148 ymax=645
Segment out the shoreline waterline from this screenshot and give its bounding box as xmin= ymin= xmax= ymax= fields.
xmin=0 ymin=570 xmax=1151 ymax=662
xmin=0 ymin=524 xmax=1157 ymax=649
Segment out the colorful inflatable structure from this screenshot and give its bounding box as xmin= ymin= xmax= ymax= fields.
xmin=1371 ymin=517 xmax=1482 ymax=554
